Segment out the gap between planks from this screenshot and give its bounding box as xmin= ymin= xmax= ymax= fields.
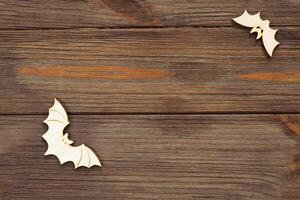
xmin=0 ymin=24 xmax=299 ymax=31
xmin=0 ymin=112 xmax=300 ymax=116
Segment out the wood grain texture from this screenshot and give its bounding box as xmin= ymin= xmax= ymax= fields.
xmin=1 ymin=114 xmax=300 ymax=200
xmin=1 ymin=0 xmax=300 ymax=29
xmin=1 ymin=1 xmax=300 ymax=199
xmin=0 ymin=27 xmax=300 ymax=114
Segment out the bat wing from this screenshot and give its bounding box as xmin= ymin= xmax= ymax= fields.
xmin=262 ymin=28 xmax=280 ymax=57
xmin=43 ymin=98 xmax=101 ymax=169
xmin=233 ymin=10 xmax=262 ymax=28
xmin=49 ymin=143 xmax=101 ymax=169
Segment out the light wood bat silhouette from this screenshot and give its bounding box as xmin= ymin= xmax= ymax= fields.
xmin=233 ymin=10 xmax=279 ymax=57
xmin=43 ymin=99 xmax=101 ymax=169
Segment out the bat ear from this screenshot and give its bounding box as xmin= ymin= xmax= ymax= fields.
xmin=265 ymin=20 xmax=270 ymax=26
xmin=66 ymin=140 xmax=74 ymax=145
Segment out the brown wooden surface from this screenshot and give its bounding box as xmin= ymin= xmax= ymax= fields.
xmin=1 ymin=115 xmax=300 ymax=200
xmin=0 ymin=27 xmax=300 ymax=114
xmin=1 ymin=0 xmax=300 ymax=29
xmin=1 ymin=1 xmax=300 ymax=199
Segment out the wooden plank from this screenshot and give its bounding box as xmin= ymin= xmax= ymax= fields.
xmin=1 ymin=114 xmax=300 ymax=199
xmin=0 ymin=28 xmax=300 ymax=114
xmin=0 ymin=0 xmax=300 ymax=29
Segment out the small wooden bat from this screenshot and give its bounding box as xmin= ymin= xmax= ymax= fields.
xmin=233 ymin=10 xmax=279 ymax=57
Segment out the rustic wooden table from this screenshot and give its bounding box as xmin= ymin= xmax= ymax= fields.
xmin=1 ymin=1 xmax=300 ymax=199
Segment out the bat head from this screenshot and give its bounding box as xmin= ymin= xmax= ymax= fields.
xmin=62 ymin=133 xmax=74 ymax=145
xmin=250 ymin=20 xmax=270 ymax=40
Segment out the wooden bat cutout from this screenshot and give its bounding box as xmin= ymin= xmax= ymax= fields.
xmin=233 ymin=10 xmax=279 ymax=57
xmin=43 ymin=98 xmax=101 ymax=169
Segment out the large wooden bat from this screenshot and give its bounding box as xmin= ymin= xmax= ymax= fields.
xmin=43 ymin=99 xmax=101 ymax=169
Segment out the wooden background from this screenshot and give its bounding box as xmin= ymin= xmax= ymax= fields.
xmin=1 ymin=1 xmax=300 ymax=199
